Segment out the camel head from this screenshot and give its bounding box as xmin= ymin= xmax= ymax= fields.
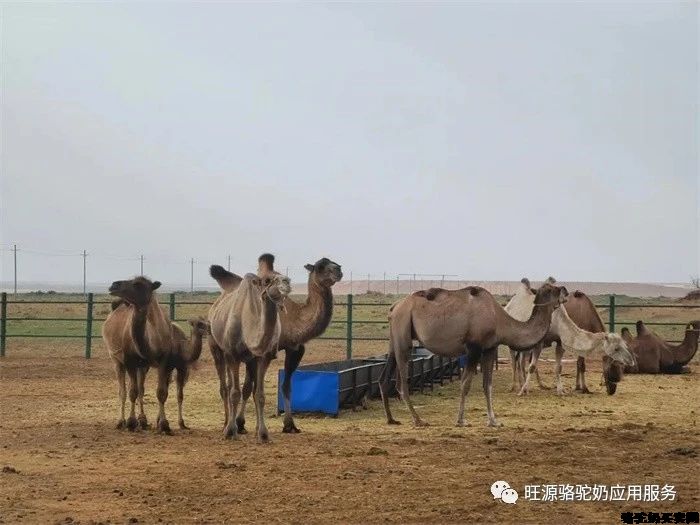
xmin=304 ymin=257 xmax=343 ymax=288
xmin=602 ymin=356 xmax=624 ymax=395
xmin=188 ymin=317 xmax=209 ymax=337
xmin=108 ymin=276 xmax=161 ymax=307
xmin=600 ymin=333 xmax=635 ymax=367
xmin=533 ymin=282 xmax=568 ymax=309
xmin=258 ymin=272 xmax=292 ymax=304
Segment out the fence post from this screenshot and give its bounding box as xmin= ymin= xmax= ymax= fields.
xmin=608 ymin=294 xmax=616 ymax=333
xmin=169 ymin=293 xmax=176 ymax=321
xmin=85 ymin=292 xmax=94 ymax=359
xmin=1 ymin=292 xmax=6 ymax=357
xmin=346 ymin=294 xmax=353 ymax=360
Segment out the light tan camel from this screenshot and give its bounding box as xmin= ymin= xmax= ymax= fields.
xmin=622 ymin=320 xmax=699 ymax=374
xmin=103 ymin=277 xmax=206 ymax=433
xmin=505 ymin=277 xmax=553 ymax=392
xmin=516 ymin=290 xmax=635 ymax=395
xmin=379 ymin=282 xmax=568 ymax=428
xmin=208 ymin=256 xmax=291 ymax=443
xmin=212 ymin=255 xmax=343 ymax=434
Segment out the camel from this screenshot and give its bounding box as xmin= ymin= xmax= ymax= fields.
xmin=103 ymin=277 xmax=206 ymax=433
xmin=214 ymin=255 xmax=343 ymax=434
xmin=513 ymin=288 xmax=635 ymax=396
xmin=505 ymin=277 xmax=552 ymax=392
xmin=207 ymin=255 xmax=291 ymax=443
xmin=518 ymin=299 xmax=635 ymax=395
xmin=379 ymin=282 xmax=568 ymax=428
xmin=170 ymin=317 xmax=209 ymax=429
xmin=621 ymin=320 xmax=699 ymax=374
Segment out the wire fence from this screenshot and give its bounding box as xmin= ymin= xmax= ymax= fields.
xmin=0 ymin=293 xmax=696 ymax=359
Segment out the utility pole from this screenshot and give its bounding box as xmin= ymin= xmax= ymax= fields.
xmin=367 ymin=273 xmax=370 ymax=293
xmin=227 ymin=255 xmax=231 ymax=271
xmin=13 ymin=244 xmax=17 ymax=296
xmin=412 ymin=273 xmax=416 ymax=293
xmin=140 ymin=254 xmax=144 ymax=275
xmin=383 ymin=272 xmax=386 ymax=295
xmin=190 ymin=258 xmax=194 ymax=293
xmin=82 ymin=250 xmax=87 ymax=295
xmin=285 ymin=267 xmax=289 ymax=277
xmin=396 ymin=275 xmax=399 ymax=295
xmin=350 ymin=271 xmax=353 ymax=295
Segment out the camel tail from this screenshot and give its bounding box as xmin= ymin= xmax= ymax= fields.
xmin=210 ymin=265 xmax=242 ymax=292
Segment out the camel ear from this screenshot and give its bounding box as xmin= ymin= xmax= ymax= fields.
xmin=304 ymin=263 xmax=314 ymax=272
xmin=152 ymin=281 xmax=161 ymax=290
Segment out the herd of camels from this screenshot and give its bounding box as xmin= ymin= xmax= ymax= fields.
xmin=102 ymin=254 xmax=699 ymax=441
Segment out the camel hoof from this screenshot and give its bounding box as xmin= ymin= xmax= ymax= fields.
xmin=282 ymin=420 xmax=301 ymax=434
xmin=516 ymin=389 xmax=528 ymax=397
xmin=579 ymin=388 xmax=592 ymax=394
xmin=116 ymin=419 xmax=126 ymax=430
xmin=257 ymin=432 xmax=270 ymax=444
xmin=178 ymin=420 xmax=189 ymax=430
xmin=138 ymin=416 xmax=150 ymax=430
xmin=487 ymin=420 xmax=503 ymax=428
xmin=235 ymin=418 xmax=247 ymax=434
xmin=157 ymin=419 xmax=172 ymax=434
xmin=387 ymin=419 xmax=401 ymax=425
xmin=455 ymin=420 xmax=469 ymax=427
xmin=223 ymin=424 xmax=238 ymax=440
xmin=126 ymin=416 xmax=139 ymax=431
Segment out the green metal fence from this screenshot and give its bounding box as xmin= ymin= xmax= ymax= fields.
xmin=0 ymin=292 xmax=696 ymax=358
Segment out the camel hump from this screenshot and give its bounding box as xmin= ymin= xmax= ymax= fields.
xmin=210 ymin=265 xmax=243 ymax=292
xmin=545 ymin=276 xmax=556 ymax=284
xmin=413 ymin=288 xmax=443 ymax=301
xmin=636 ymin=320 xmax=649 ymax=337
xmin=520 ymin=277 xmax=531 ymax=288
xmin=468 ymin=287 xmax=481 ymax=297
xmin=573 ymin=290 xmax=584 ymax=298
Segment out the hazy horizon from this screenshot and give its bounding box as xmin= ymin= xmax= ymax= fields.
xmin=2 ymin=2 xmax=698 ymax=285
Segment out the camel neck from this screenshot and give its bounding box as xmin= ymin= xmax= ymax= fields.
xmin=498 ymin=303 xmax=553 ymax=350
xmin=672 ymin=329 xmax=699 ymax=366
xmin=131 ymin=297 xmax=170 ymax=360
xmin=186 ymin=332 xmax=204 ymax=363
xmin=255 ymin=294 xmax=279 ymax=353
xmin=551 ymin=308 xmax=604 ymax=355
xmin=284 ymin=278 xmax=333 ymax=346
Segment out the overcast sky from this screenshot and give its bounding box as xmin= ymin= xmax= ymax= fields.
xmin=1 ymin=2 xmax=698 ymax=288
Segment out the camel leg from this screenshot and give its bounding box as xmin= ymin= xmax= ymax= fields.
xmin=223 ymin=359 xmax=241 ymax=439
xmin=126 ymin=367 xmax=139 ymax=431
xmin=281 ymin=345 xmax=305 ymax=434
xmin=253 ymin=354 xmax=273 ymax=444
xmin=518 ymin=344 xmax=542 ymax=396
xmin=554 ymin=342 xmax=567 ymax=395
xmin=235 ymin=359 xmax=255 ymax=434
xmin=176 ymin=367 xmax=190 ymax=429
xmin=114 ymin=362 xmax=127 ymax=429
xmin=455 ymin=356 xmax=477 ymax=427
xmin=210 ymin=339 xmax=229 ymax=429
xmin=575 ymin=357 xmax=591 ymax=393
xmin=379 ymin=348 xmax=401 ymax=425
xmin=395 ymin=344 xmax=428 ymax=427
xmin=532 ymin=346 xmax=549 ymax=390
xmin=482 ymin=347 xmax=501 ymax=427
xmin=508 ymin=348 xmax=519 ymax=392
xmin=155 ymin=365 xmax=173 ymax=434
xmin=137 ymin=366 xmax=149 ymax=429
xmin=517 ymin=352 xmax=528 ymax=391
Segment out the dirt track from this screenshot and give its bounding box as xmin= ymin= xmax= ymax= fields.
xmin=1 ymin=340 xmax=698 ymax=524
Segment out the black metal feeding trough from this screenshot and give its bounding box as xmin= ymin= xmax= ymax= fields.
xmin=276 ymin=347 xmax=462 ymax=416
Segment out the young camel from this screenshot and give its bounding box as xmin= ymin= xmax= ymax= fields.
xmin=518 ymin=305 xmax=635 ymax=395
xmin=170 ymin=317 xmax=209 ymax=429
xmin=516 ymin=290 xmax=635 ymax=395
xmin=208 ymin=259 xmax=291 ymax=443
xmin=215 ymin=255 xmax=343 ymax=434
xmin=103 ymin=277 xmax=206 ymax=433
xmin=379 ymin=282 xmax=568 ymax=428
xmin=622 ymin=320 xmax=699 ymax=374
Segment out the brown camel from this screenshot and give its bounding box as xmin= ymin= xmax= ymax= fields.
xmin=214 ymin=254 xmax=343 ymax=434
xmin=103 ymin=277 xmax=206 ymax=433
xmin=621 ymin=320 xmax=699 ymax=374
xmin=513 ymin=289 xmax=634 ymax=396
xmin=379 ymin=282 xmax=568 ymax=427
xmin=208 ymin=256 xmax=291 ymax=443
xmin=170 ymin=317 xmax=209 ymax=429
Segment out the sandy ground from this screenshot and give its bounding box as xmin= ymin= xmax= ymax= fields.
xmin=1 ymin=340 xmax=698 ymax=524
